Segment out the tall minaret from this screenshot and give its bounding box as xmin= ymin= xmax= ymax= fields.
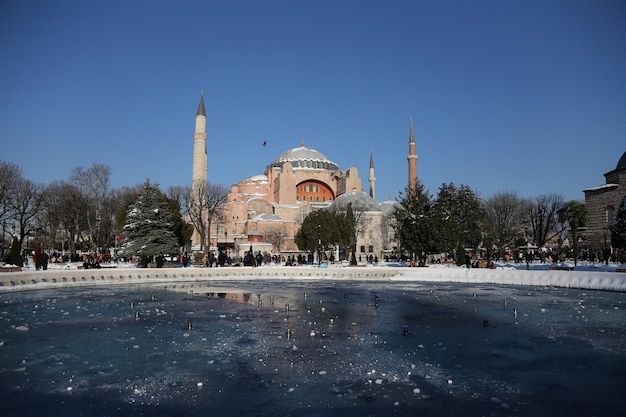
xmin=192 ymin=93 xmax=208 ymax=185
xmin=407 ymin=116 xmax=418 ymax=191
xmin=368 ymin=149 xmax=376 ymax=200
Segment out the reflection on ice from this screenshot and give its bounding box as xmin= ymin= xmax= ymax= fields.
xmin=0 ymin=281 xmax=624 ymax=416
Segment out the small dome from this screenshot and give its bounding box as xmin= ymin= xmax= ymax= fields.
xmin=267 ymin=145 xmax=339 ymax=171
xmin=379 ymin=199 xmax=400 ymax=215
xmin=329 ymin=191 xmax=382 ymax=213
xmin=616 ymin=151 xmax=626 ymax=170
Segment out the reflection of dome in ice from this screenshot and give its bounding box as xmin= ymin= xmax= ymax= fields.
xmin=267 ymin=145 xmax=339 ymax=171
xmin=329 ymin=191 xmax=382 ymax=213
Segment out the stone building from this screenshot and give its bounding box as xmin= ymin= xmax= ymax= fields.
xmin=583 ymin=151 xmax=626 ymax=252
xmin=218 ymin=143 xmax=384 ymax=260
xmin=191 ymin=94 xmax=413 ymax=262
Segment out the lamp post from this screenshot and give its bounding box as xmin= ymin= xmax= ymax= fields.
xmin=603 ymin=225 xmax=609 ymax=265
xmin=1 ymin=221 xmax=5 ymax=260
xmin=317 ymin=224 xmax=321 ymax=265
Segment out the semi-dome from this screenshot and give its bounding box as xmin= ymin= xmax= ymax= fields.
xmin=267 ymin=144 xmax=339 ymax=171
xmin=328 ymin=190 xmax=382 ymax=213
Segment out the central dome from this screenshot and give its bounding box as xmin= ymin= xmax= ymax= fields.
xmin=267 ymin=145 xmax=339 ymax=171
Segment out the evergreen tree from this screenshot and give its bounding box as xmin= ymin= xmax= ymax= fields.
xmin=5 ymin=237 xmax=23 ymax=267
xmin=115 ymin=185 xmax=192 ymax=252
xmin=455 ymin=243 xmax=465 ymax=267
xmin=295 ymin=209 xmax=352 ymax=258
xmin=394 ymin=181 xmax=442 ymax=263
xmin=119 ymin=183 xmax=179 ymax=264
xmin=433 ymin=183 xmax=484 ymax=254
xmin=610 ymin=195 xmax=626 ymax=258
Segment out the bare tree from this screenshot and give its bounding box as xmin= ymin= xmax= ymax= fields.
xmin=42 ymin=181 xmax=86 ymax=253
xmin=265 ymin=228 xmax=285 ymax=255
xmin=526 ymin=193 xmax=564 ymax=248
xmin=8 ymin=178 xmax=46 ymax=253
xmin=166 ymin=185 xmax=188 ymax=208
xmin=69 ymin=163 xmax=112 ymax=252
xmin=182 ymin=180 xmax=229 ymax=251
xmin=558 ymin=200 xmax=587 ymax=266
xmin=483 ymin=191 xmax=528 ymax=257
xmin=0 ymin=161 xmax=22 ymax=224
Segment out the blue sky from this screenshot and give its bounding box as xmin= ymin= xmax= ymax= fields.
xmin=1 ymin=0 xmax=624 ymax=202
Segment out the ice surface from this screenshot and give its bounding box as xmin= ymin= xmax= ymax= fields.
xmin=0 ymin=281 xmax=625 ymax=416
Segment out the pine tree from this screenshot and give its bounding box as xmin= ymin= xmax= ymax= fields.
xmin=610 ymin=195 xmax=626 ymax=256
xmin=5 ymin=237 xmax=23 ymax=267
xmin=119 ymin=183 xmax=179 ymax=263
xmin=394 ymin=180 xmax=441 ymax=263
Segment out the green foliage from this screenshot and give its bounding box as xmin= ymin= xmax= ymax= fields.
xmin=119 ymin=183 xmax=180 ymax=258
xmin=455 ymin=243 xmax=465 ymax=266
xmin=394 ymin=181 xmax=444 ymax=261
xmin=610 ymin=195 xmax=626 ymax=251
xmin=115 ymin=183 xmax=191 ymax=251
xmin=164 ymin=197 xmax=194 ymax=248
xmin=434 ymin=183 xmax=484 ymax=252
xmin=5 ymin=237 xmax=23 ymax=266
xmin=295 ymin=209 xmax=352 ymax=255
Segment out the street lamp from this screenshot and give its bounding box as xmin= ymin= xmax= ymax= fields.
xmin=1 ymin=221 xmax=5 ymax=260
xmin=317 ymin=224 xmax=321 ymax=265
xmin=603 ymin=225 xmax=609 ymax=265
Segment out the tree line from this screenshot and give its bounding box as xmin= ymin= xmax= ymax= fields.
xmin=293 ymin=178 xmax=626 ymax=266
xmin=0 ymin=161 xmax=228 ymax=266
xmin=2 ymin=160 xmax=625 ymax=267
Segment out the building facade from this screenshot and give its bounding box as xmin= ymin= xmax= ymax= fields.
xmin=583 ymin=151 xmax=626 ymax=252
xmin=191 ymin=94 xmax=409 ymax=262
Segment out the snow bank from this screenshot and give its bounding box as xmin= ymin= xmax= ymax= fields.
xmin=0 ymin=264 xmax=625 ymax=292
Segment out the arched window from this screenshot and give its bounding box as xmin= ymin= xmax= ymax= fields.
xmin=296 ymin=180 xmax=335 ymax=202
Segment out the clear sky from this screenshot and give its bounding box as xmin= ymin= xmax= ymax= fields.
xmin=1 ymin=0 xmax=624 ymax=202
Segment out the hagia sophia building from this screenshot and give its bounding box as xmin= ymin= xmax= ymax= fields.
xmin=190 ymin=94 xmax=418 ymax=262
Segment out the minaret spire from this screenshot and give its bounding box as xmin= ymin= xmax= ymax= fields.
xmin=407 ymin=116 xmax=418 ymax=191
xmin=192 ymin=92 xmax=208 ymax=185
xmin=368 ymin=148 xmax=376 ymax=200
xmin=196 ymin=91 xmax=206 ymax=117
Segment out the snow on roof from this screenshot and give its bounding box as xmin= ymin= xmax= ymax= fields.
xmin=242 ymin=175 xmax=269 ymax=183
xmin=583 ymin=183 xmax=618 ymax=192
xmin=251 ymin=213 xmax=284 ymax=222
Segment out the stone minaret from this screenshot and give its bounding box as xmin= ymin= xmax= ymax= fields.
xmin=407 ymin=117 xmax=418 ymax=190
xmin=368 ymin=149 xmax=376 ymax=200
xmin=192 ymin=93 xmax=208 ymax=185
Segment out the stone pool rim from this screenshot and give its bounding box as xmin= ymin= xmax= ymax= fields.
xmin=1 ymin=266 xmax=625 ymax=293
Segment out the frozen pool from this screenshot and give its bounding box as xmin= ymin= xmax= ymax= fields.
xmin=0 ymin=281 xmax=625 ymax=416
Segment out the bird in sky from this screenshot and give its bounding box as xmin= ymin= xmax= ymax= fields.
xmin=262 ymin=140 xmax=267 ymax=147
